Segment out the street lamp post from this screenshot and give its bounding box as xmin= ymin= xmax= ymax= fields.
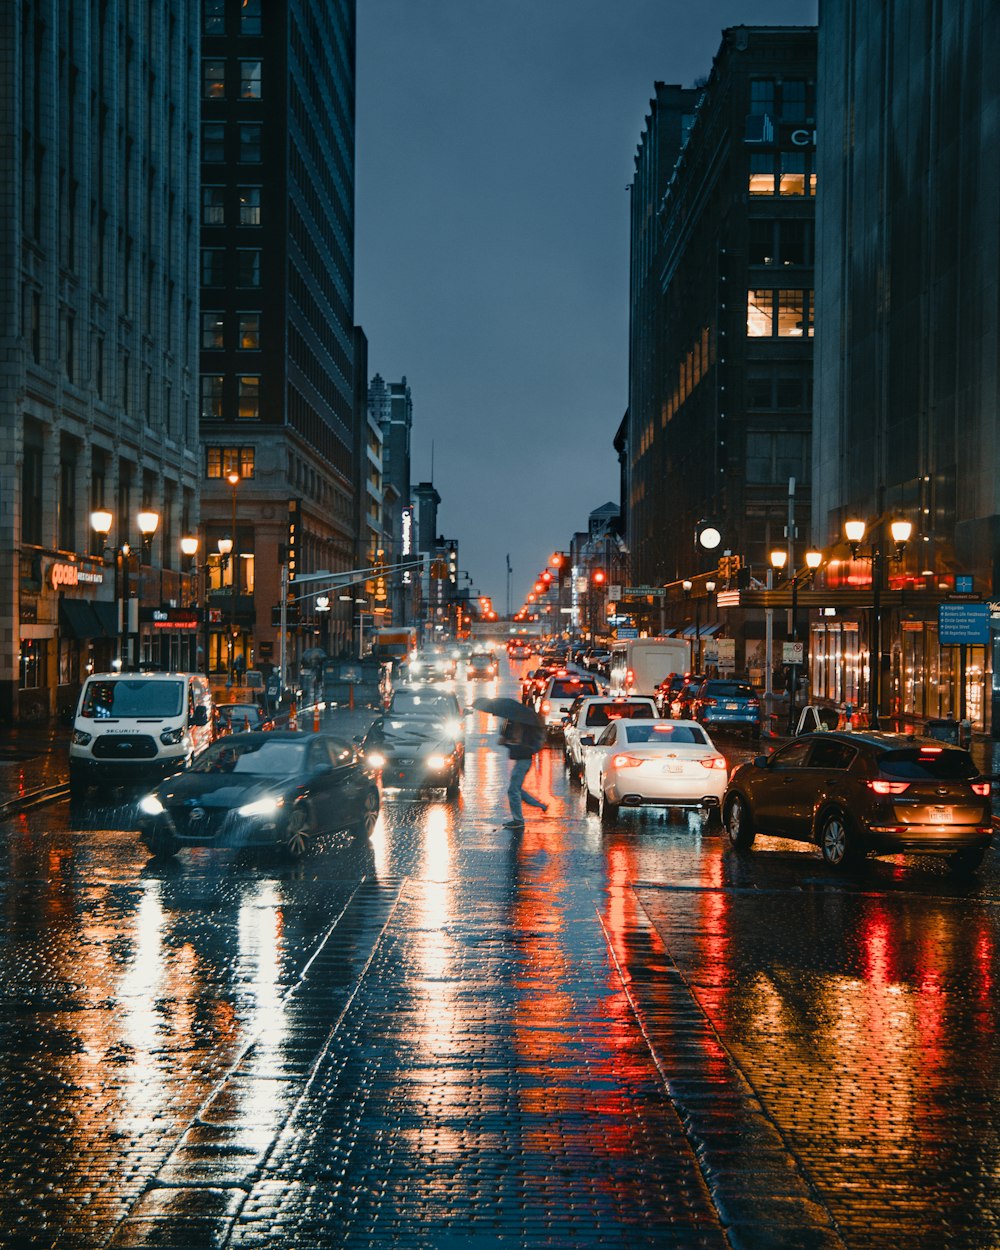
xmin=682 ymin=580 xmax=698 ymax=669
xmin=844 ymin=518 xmax=912 ymax=728
xmin=218 ymin=471 xmax=241 ymax=685
xmin=90 ymin=508 xmax=159 ymax=670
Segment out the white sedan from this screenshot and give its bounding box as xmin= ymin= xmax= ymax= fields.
xmin=583 ymin=718 xmax=728 ymax=825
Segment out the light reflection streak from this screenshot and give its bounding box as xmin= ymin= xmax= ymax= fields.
xmin=117 ymin=880 xmax=168 ymax=1118
xmin=237 ymin=881 xmax=289 ymax=1136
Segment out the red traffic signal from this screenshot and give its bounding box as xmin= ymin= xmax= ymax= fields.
xmin=592 ymin=569 xmax=606 ymax=585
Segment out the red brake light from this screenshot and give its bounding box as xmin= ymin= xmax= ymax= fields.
xmin=541 ymin=701 xmax=550 ymax=714
xmin=699 ymin=755 xmax=728 ymax=770
xmin=972 ymin=781 xmax=991 ymax=796
xmin=702 ymin=698 xmax=717 ymax=707
xmin=626 ymin=669 xmax=634 ymax=684
xmin=919 ymin=746 xmax=943 ymax=754
xmin=868 ymin=780 xmax=910 ymax=795
xmin=611 ymin=753 xmax=645 ymax=769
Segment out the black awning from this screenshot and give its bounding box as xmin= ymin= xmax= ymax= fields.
xmin=59 ymin=599 xmax=118 ymax=640
xmin=59 ymin=599 xmax=101 ymax=640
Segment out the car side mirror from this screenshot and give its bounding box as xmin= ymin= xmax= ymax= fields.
xmin=753 ymin=755 xmax=769 ymax=768
xmin=192 ymin=705 xmax=209 ymax=727
xmin=580 ymin=735 xmax=595 ymax=746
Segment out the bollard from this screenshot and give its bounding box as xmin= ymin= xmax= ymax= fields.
xmin=288 ymin=700 xmax=298 ymax=731
xmin=349 ymin=682 xmax=355 ymax=711
xmin=313 ymin=701 xmax=321 ymax=732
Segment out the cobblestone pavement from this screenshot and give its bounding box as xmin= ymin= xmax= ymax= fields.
xmin=3 ymin=679 xmax=1000 ymax=1247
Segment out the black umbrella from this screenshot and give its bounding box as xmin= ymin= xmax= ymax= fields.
xmin=472 ymin=696 xmax=543 ymax=727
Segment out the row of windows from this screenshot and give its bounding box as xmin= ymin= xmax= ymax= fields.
xmin=202 ymin=122 xmax=262 ymax=164
xmin=747 ymin=289 xmax=814 ymax=338
xmin=745 ymin=430 xmax=811 ymax=485
xmin=201 ymin=374 xmax=260 ymax=420
xmin=202 ymin=58 xmax=262 ymax=100
xmin=749 ymin=78 xmax=815 ymax=121
xmin=746 ymin=368 xmax=813 ymax=411
xmin=748 ymin=218 xmax=813 ymax=267
xmin=749 ymin=152 xmax=816 ymax=197
xmin=202 ymin=312 xmax=261 ymax=351
xmin=202 ymin=248 xmax=260 ymax=287
xmin=202 ymin=186 xmax=261 ymax=227
xmin=206 ymin=446 xmax=255 ymax=479
xmin=204 ymin=0 xmax=261 ymax=37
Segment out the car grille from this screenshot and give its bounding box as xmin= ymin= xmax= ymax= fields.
xmin=173 ymin=805 xmax=228 ymax=837
xmin=93 ymin=735 xmax=158 ymax=759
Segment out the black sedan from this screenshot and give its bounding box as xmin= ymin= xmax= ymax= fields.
xmin=361 ymin=713 xmax=462 ymax=799
xmin=136 ymin=731 xmax=380 ymax=858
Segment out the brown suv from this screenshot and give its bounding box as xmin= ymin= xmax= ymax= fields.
xmin=724 ymin=732 xmax=993 ymax=873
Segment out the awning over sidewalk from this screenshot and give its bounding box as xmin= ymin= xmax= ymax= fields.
xmin=680 ymin=622 xmax=722 ymax=638
xmin=59 ymin=599 xmax=118 ymax=640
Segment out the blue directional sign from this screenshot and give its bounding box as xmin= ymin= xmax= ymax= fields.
xmin=938 ymin=602 xmax=990 ymax=645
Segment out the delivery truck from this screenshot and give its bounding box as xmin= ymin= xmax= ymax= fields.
xmin=608 ymin=637 xmax=691 ymax=697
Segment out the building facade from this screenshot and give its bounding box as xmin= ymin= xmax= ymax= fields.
xmin=627 ymin=27 xmax=817 ymax=673
xmin=0 ymin=0 xmax=202 ymax=722
xmin=812 ymin=0 xmax=1000 ymax=730
xmin=369 ymin=374 xmax=415 ymax=625
xmin=199 ymin=0 xmax=357 ymax=686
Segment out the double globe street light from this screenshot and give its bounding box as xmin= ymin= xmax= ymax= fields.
xmin=90 ymin=508 xmax=159 ymax=670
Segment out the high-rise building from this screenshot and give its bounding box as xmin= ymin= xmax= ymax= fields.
xmin=627 ymin=26 xmax=817 ymax=673
xmin=369 ymin=374 xmax=414 ymax=624
xmin=0 ymin=1 xmax=202 ymax=722
xmin=199 ymin=0 xmax=357 ymax=679
xmin=813 ymin=0 xmax=1000 ymax=729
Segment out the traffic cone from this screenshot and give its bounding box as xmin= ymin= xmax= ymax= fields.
xmin=313 ymin=700 xmax=321 ymax=732
xmin=288 ymin=700 xmax=298 ymax=731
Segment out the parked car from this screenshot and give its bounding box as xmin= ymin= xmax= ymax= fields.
xmin=563 ymin=696 xmax=658 ymax=780
xmin=536 ymin=672 xmax=601 ymax=733
xmin=361 ymin=710 xmax=463 ymax=799
xmin=215 ymin=702 xmax=274 ymax=734
xmin=466 ymin=651 xmax=499 ymax=680
xmin=653 ymin=674 xmax=687 ymax=717
xmin=723 ymin=732 xmax=993 ymax=872
xmin=690 ymin=678 xmax=762 ymax=739
xmin=135 ymin=731 xmax=380 ymax=859
xmin=583 ymin=719 xmax=728 ymax=825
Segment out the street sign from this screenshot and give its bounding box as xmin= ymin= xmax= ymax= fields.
xmin=939 ymin=602 xmax=990 ymax=645
xmin=623 ymin=586 xmax=666 ymax=598
xmin=956 ymin=575 xmax=974 ymax=593
xmin=716 ymin=638 xmax=736 ymax=670
xmin=782 ymin=641 xmax=804 ymax=664
xmin=608 ymin=584 xmax=622 ymax=598
xmin=615 ymin=627 xmax=639 ymax=639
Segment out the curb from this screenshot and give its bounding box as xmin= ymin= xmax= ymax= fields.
xmin=0 ymin=782 xmax=71 ymax=820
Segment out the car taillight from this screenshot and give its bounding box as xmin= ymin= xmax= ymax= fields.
xmin=626 ymin=669 xmax=634 ymax=685
xmin=612 ymin=753 xmax=645 ymax=769
xmin=972 ymin=781 xmax=992 ymax=796
xmin=701 ymin=697 xmax=717 ymax=707
xmin=747 ymin=699 xmax=760 ymax=709
xmin=541 ymin=701 xmax=550 ymax=714
xmin=867 ymin=780 xmax=910 ymax=795
xmin=699 ymin=755 xmax=728 ymax=770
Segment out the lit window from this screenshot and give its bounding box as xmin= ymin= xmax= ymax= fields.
xmin=201 ymin=186 xmax=225 ymax=226
xmin=238 ymin=313 xmax=260 ymax=350
xmin=779 ymin=152 xmax=807 ymax=196
xmin=238 ymin=187 xmax=261 ymax=226
xmin=238 ymin=376 xmax=260 ymax=419
xmin=776 ymin=290 xmax=807 ymax=337
xmin=202 ymin=312 xmax=225 ymax=350
xmin=748 ymin=154 xmax=775 ymax=197
xmin=240 ymin=60 xmax=262 ymax=100
xmin=747 ymin=290 xmax=773 ymax=337
xmin=202 ymin=59 xmax=225 ymax=99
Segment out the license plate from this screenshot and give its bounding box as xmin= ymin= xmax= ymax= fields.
xmin=724 ymin=703 xmax=738 ymax=710
xmin=662 ymin=763 xmax=683 ymax=774
xmin=930 ymin=807 xmax=953 ymax=823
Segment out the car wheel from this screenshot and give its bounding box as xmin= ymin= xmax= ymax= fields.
xmin=818 ymin=808 xmax=860 ymax=869
xmin=445 ymin=772 xmax=460 ymax=800
xmin=585 ymin=780 xmax=598 ymax=812
xmin=599 ymin=786 xmax=619 ymax=825
xmin=284 ymin=803 xmax=313 ymax=857
xmin=725 ymin=793 xmax=756 ymax=851
xmin=146 ymin=833 xmax=178 ymax=859
xmin=352 ymin=787 xmax=380 ymax=837
xmin=950 ymin=847 xmax=986 ymax=875
xmin=703 ymin=807 xmax=723 ymax=832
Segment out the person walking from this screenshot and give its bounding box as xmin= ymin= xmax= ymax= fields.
xmin=499 ymin=709 xmax=548 ymax=830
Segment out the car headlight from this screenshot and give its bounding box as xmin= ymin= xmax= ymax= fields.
xmin=159 ymin=727 xmax=185 ymax=746
xmin=238 ymin=796 xmax=283 ymax=818
xmin=71 ymin=729 xmax=92 ymax=746
xmin=410 ymin=661 xmax=423 ymax=672
xmin=426 ymin=753 xmax=448 ymax=770
xmin=366 ymin=751 xmax=386 ymax=769
xmin=138 ymin=794 xmax=164 ymax=816
xmin=442 ymin=719 xmax=462 ymax=736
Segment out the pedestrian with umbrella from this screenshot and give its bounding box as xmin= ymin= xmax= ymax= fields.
xmin=472 ymin=697 xmax=549 ymax=830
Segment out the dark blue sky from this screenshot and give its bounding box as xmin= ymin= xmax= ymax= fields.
xmin=355 ymin=0 xmax=818 ymax=608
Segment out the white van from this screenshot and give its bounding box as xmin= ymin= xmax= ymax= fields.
xmin=608 ymin=638 xmax=691 ymax=697
xmin=69 ymin=672 xmax=214 ymax=795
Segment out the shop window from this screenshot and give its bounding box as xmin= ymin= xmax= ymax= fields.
xmin=58 ymin=638 xmax=77 ymax=687
xmin=19 ymin=640 xmax=46 ymax=690
xmin=202 ymin=123 xmax=225 ymax=163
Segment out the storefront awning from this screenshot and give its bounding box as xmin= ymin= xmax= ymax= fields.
xmin=59 ymin=599 xmax=117 ymax=640
xmin=681 ymin=622 xmax=722 ymax=638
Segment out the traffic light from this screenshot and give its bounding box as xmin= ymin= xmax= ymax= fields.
xmin=592 ymin=569 xmax=606 ymax=585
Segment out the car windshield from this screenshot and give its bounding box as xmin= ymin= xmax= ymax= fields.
xmin=879 ymin=747 xmax=978 ymax=780
xmin=81 ymin=678 xmax=185 ymax=718
xmin=470 ymin=654 xmax=492 ymax=664
xmin=193 ymin=738 xmax=307 ymax=775
xmin=550 ymin=680 xmax=597 ymax=698
xmin=375 ymin=716 xmax=453 ymax=745
xmin=390 ymin=691 xmax=455 ymax=716
xmin=586 ymin=703 xmax=655 ymax=726
xmin=625 ymin=723 xmax=708 ymax=745
xmin=219 ymin=705 xmax=259 ymax=723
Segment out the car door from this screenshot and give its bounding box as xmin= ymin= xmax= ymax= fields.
xmin=796 ymin=737 xmax=858 ymax=839
xmin=306 ymin=738 xmax=354 ymax=830
xmin=586 ymin=722 xmax=621 ymax=797
xmin=751 ymin=738 xmax=814 ymax=836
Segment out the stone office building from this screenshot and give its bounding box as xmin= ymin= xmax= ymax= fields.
xmin=0 ymin=0 xmax=202 ymax=722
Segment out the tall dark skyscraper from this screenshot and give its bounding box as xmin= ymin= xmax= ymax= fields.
xmin=199 ymin=0 xmax=358 ymax=673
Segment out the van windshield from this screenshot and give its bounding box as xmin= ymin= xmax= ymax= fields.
xmin=81 ymin=679 xmax=185 ymax=719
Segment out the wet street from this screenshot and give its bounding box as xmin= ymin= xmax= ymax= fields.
xmin=4 ymin=666 xmax=1000 ymax=1248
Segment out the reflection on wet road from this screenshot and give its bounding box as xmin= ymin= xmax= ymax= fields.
xmin=3 ymin=666 xmax=1000 ymax=1247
